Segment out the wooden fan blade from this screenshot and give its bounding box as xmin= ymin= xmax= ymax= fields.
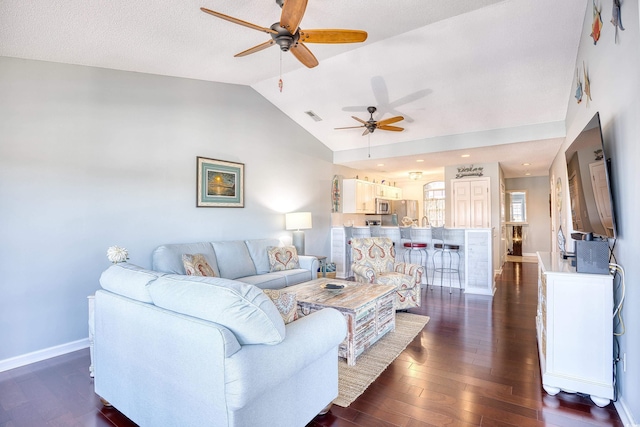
xmin=280 ymin=0 xmax=308 ymax=34
xmin=290 ymin=42 xmax=318 ymax=68
xmin=377 ymin=116 xmax=404 ymax=126
xmin=362 ymin=128 xmax=370 ymax=136
xmin=234 ymin=40 xmax=275 ymax=57
xmin=335 ymin=125 xmax=365 ymax=130
xmin=200 ymin=8 xmax=277 ymax=34
xmin=299 ymin=29 xmax=368 ymax=44
xmin=377 ymin=125 xmax=404 ymax=132
xmin=351 ymin=116 xmax=367 ymax=124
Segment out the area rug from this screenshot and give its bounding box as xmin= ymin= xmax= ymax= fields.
xmin=334 ymin=312 xmax=430 ymax=407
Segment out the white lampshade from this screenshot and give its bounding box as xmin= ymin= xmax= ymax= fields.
xmin=285 ymin=212 xmax=312 ymax=230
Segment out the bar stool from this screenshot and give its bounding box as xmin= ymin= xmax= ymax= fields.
xmin=399 ymin=226 xmax=428 ymax=273
xmin=431 ymin=226 xmax=461 ymax=293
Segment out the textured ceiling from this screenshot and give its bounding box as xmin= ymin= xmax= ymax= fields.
xmin=0 ymin=0 xmax=587 ymax=179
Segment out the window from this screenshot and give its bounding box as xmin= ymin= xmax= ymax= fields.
xmin=506 ymin=190 xmax=527 ymax=223
xmin=423 ymin=181 xmax=445 ymax=226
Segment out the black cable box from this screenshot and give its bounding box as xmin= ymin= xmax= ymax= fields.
xmin=575 ymin=240 xmax=609 ymax=274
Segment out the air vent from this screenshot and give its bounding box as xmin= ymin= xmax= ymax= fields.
xmin=304 ymin=110 xmax=322 ymax=122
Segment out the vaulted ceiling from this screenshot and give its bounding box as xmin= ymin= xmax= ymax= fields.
xmin=0 ymin=0 xmax=588 ymax=179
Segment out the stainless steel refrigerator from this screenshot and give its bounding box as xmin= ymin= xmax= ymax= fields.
xmin=382 ymin=200 xmax=419 ymax=225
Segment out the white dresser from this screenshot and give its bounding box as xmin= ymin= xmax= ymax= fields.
xmin=536 ymin=252 xmax=613 ymax=407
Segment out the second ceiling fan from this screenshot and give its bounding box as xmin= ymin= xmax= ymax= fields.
xmin=200 ymin=0 xmax=368 ymax=68
xmin=335 ymin=106 xmax=405 ymax=136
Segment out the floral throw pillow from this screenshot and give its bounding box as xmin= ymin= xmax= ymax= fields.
xmin=263 ymin=289 xmax=298 ymax=324
xmin=182 ymin=253 xmax=216 ymax=277
xmin=267 ymin=246 xmax=299 ymax=272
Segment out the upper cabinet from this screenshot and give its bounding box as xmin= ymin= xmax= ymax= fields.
xmin=342 ymin=179 xmax=376 ymax=213
xmin=375 ymin=184 xmax=403 ymax=200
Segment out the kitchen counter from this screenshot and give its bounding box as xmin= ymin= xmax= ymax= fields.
xmin=331 ymin=226 xmax=494 ymax=296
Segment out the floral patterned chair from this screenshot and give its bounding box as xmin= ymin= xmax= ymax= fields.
xmin=350 ymin=237 xmax=424 ymax=310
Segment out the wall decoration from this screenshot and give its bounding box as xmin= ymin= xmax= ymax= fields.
xmin=455 ymin=165 xmax=483 ymax=179
xmin=555 ymin=177 xmax=562 ymax=214
xmin=583 ymin=62 xmax=592 ymax=105
xmin=557 ymin=226 xmax=566 ymax=254
xmin=590 ymin=0 xmax=602 ymax=45
xmin=332 ymin=175 xmax=341 ymax=213
xmin=574 ymin=68 xmax=583 ymax=104
xmin=611 ymin=0 xmax=625 ymax=43
xmin=594 ymin=149 xmax=603 ymax=160
xmin=196 ymin=157 xmax=244 ymax=207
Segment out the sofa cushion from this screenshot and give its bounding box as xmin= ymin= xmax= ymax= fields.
xmin=245 ymin=239 xmax=281 ymax=274
xmin=152 ymin=242 xmax=220 ymax=276
xmin=148 ymin=274 xmax=285 ymax=345
xmin=267 ymin=246 xmax=300 ymax=272
xmin=99 ymin=263 xmax=160 ymax=303
xmin=182 ymin=253 xmax=216 ymax=277
xmin=211 ymin=240 xmax=257 ymax=280
xmin=236 ymin=273 xmax=287 ymax=290
xmin=281 ymin=268 xmax=313 ymax=286
xmin=263 ymin=289 xmax=297 ymax=324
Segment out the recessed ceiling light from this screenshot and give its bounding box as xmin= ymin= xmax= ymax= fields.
xmin=377 ymin=163 xmax=384 ymax=167
xmin=522 ymin=162 xmax=531 ymax=166
xmin=461 ymin=154 xmax=470 ymax=158
xmin=416 ymin=159 xmax=424 ymax=163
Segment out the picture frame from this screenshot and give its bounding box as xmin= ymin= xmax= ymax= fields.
xmin=196 ymin=157 xmax=244 ymax=207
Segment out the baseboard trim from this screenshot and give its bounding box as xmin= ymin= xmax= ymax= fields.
xmin=614 ymin=396 xmax=639 ymax=427
xmin=0 ymin=338 xmax=89 ymax=373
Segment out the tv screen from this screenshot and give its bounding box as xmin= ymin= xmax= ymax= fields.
xmin=564 ymin=112 xmax=616 ymax=239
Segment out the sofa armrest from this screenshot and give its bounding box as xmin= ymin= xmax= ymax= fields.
xmin=352 ymin=263 xmax=375 ymax=283
xmin=224 ymin=308 xmax=346 ymax=409
xmin=393 ymin=262 xmax=425 ymax=285
xmin=94 ymin=290 xmax=241 ymax=426
xmin=297 ymin=255 xmax=319 ymax=273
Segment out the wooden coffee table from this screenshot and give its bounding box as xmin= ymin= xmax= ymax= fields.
xmin=286 ymin=278 xmax=396 ymax=365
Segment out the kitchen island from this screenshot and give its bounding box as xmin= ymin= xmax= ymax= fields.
xmin=331 ymin=226 xmax=494 ymax=296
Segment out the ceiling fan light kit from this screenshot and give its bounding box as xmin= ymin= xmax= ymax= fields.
xmin=200 ymin=0 xmax=367 ymax=69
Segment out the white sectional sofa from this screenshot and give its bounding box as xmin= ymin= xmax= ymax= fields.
xmin=152 ymin=238 xmax=319 ymax=289
xmin=93 ymin=262 xmax=346 ymax=427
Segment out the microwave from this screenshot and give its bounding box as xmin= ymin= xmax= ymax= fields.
xmin=375 ymin=198 xmax=391 ymax=215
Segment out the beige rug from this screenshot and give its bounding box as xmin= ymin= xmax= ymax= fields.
xmin=334 ymin=312 xmax=430 ymax=407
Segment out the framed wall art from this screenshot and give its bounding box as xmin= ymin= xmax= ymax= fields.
xmin=196 ymin=157 xmax=244 ymax=207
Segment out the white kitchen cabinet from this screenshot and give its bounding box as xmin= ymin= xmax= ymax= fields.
xmin=536 ymin=252 xmax=613 ymax=407
xmin=342 ymin=179 xmax=376 ymax=213
xmin=375 ymin=184 xmax=402 ymax=200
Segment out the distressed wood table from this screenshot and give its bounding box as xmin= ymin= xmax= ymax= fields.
xmin=285 ymin=278 xmax=396 ymax=366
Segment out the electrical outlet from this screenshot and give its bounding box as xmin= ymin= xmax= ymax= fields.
xmin=623 ymin=353 xmax=627 ymax=372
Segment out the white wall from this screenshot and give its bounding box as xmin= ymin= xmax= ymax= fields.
xmin=0 ymin=57 xmax=337 ymax=362
xmin=505 ymin=176 xmax=551 ymax=254
xmin=548 ymin=2 xmax=639 ymax=423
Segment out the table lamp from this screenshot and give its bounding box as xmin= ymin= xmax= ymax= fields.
xmin=285 ymin=212 xmax=312 ymax=255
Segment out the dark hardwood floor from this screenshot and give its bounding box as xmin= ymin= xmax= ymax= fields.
xmin=0 ymin=262 xmax=623 ymax=426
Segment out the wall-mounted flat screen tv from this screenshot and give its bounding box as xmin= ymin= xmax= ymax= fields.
xmin=564 ymin=112 xmax=617 ymax=239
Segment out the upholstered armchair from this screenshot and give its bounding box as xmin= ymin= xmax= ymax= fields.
xmin=350 ymin=237 xmax=424 ymax=310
